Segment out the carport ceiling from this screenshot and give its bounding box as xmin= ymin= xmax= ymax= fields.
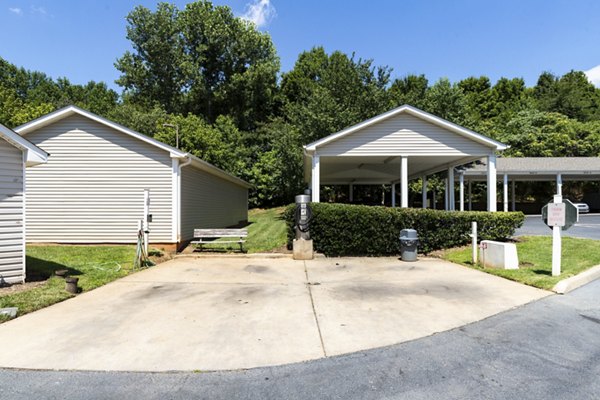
xmin=319 ymin=155 xmax=481 ymax=184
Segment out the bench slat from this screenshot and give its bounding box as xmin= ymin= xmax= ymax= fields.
xmin=194 ymin=229 xmax=247 ymax=236
xmin=192 ymin=228 xmax=247 ymax=253
xmin=191 ymin=240 xmax=245 ymax=244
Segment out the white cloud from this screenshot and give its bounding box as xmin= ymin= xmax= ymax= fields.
xmin=8 ymin=7 xmax=23 ymax=15
xmin=241 ymin=0 xmax=276 ymax=28
xmin=585 ymin=65 xmax=600 ymax=88
xmin=30 ymin=5 xmax=46 ymax=15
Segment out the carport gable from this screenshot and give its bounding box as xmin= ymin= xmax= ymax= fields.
xmin=305 ymin=105 xmax=506 ymax=157
xmin=303 ymin=105 xmax=507 ymax=192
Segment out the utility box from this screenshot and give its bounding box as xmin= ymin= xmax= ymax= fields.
xmin=479 ymin=240 xmax=519 ymax=270
xmin=399 ymin=229 xmax=419 ymax=262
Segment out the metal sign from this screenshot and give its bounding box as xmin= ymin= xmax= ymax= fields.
xmin=547 ymin=203 xmax=565 ymax=227
xmin=541 ymin=199 xmax=578 ymax=231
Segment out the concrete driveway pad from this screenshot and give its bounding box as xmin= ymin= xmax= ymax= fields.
xmin=305 ymin=258 xmax=548 ymax=356
xmin=0 ymin=256 xmax=548 ymax=371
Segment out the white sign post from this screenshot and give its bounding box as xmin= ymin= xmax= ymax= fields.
xmin=542 ymin=195 xmax=578 ymax=277
xmin=547 ymin=195 xmax=565 ymax=276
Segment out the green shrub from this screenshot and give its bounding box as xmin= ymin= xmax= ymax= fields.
xmin=284 ymin=203 xmax=525 ymax=256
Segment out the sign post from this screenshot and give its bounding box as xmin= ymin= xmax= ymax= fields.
xmin=541 ymin=195 xmax=579 ymax=277
xmin=548 ymin=196 xmax=564 ymax=276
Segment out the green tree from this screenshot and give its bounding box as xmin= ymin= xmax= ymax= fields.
xmin=534 ymin=70 xmax=600 ymax=121
xmin=500 ymin=110 xmax=600 ymax=157
xmin=389 ymin=74 xmax=429 ymax=109
xmin=108 ymin=102 xmax=169 ymax=138
xmin=115 ymin=1 xmax=280 ymax=130
xmin=281 ymin=47 xmax=391 ymax=144
xmin=54 ymin=79 xmax=119 ymax=116
xmin=154 ymin=113 xmax=229 ymax=167
xmin=247 ymin=119 xmax=305 ymax=206
xmin=423 ymin=78 xmax=466 ymax=123
xmin=533 ymin=71 xmax=558 ymax=111
xmin=457 ymin=76 xmax=493 ymax=128
xmin=0 ymin=57 xmax=119 ymax=118
xmin=0 ymin=85 xmax=54 ymax=127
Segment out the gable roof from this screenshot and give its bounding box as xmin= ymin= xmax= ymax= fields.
xmin=0 ymin=122 xmax=48 ymax=166
xmin=16 ymin=105 xmax=187 ymax=158
xmin=15 ymin=105 xmax=251 ymax=189
xmin=304 ymin=104 xmax=508 ymax=152
xmin=464 ymin=157 xmax=600 ymax=174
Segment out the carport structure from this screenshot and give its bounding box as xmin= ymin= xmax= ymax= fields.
xmin=303 ymin=105 xmax=508 ymax=211
xmin=461 ymin=157 xmax=600 ymax=212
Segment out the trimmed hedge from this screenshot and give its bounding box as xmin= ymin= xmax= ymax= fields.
xmin=284 ymin=203 xmax=525 ymax=257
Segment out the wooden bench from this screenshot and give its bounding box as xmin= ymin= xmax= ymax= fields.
xmin=191 ymin=229 xmax=248 ymax=252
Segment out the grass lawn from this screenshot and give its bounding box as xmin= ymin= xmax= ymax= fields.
xmin=441 ymin=236 xmax=600 ymax=290
xmin=0 ymin=245 xmax=139 ymax=320
xmin=201 ymin=207 xmax=288 ymax=253
xmin=245 ymin=207 xmax=288 ymax=253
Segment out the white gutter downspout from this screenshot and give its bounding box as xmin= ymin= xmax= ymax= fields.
xmin=176 ymin=155 xmax=192 ymax=244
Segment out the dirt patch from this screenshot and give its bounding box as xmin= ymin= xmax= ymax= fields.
xmin=149 ymin=251 xmax=174 ymax=265
xmin=0 ymin=281 xmax=47 ymax=297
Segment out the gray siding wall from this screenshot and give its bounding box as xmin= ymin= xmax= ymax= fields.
xmin=0 ymin=138 xmax=24 ymax=283
xmin=25 ymin=115 xmax=174 ymax=243
xmin=180 ymin=165 xmax=248 ymax=242
xmin=318 ymin=114 xmax=491 ymax=156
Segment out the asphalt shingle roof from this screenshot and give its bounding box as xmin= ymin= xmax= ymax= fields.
xmin=464 ymin=157 xmax=600 ymax=174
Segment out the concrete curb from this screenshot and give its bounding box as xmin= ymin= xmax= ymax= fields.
xmin=553 ymin=264 xmax=600 ymax=294
xmin=175 ymin=253 xmax=293 ymax=259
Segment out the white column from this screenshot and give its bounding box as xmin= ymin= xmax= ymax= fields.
xmin=448 ymin=167 xmax=455 ymax=211
xmin=171 ymin=158 xmax=179 ymax=243
xmin=468 ymin=180 xmax=472 ymax=211
xmin=459 ymin=172 xmax=465 ymax=211
xmin=511 ymin=181 xmax=516 ymax=211
xmin=391 ymin=183 xmax=396 ymax=207
xmin=422 ymin=176 xmax=427 ymax=209
xmin=503 ymin=174 xmax=509 ymax=212
xmin=487 ymin=154 xmax=497 ymax=212
xmin=556 ymin=173 xmax=562 ymax=195
xmin=400 ymin=156 xmax=408 ymax=208
xmin=311 ymin=154 xmax=320 ymax=202
xmin=349 ymin=184 xmax=353 ymax=202
xmin=444 ymin=178 xmax=449 ymax=210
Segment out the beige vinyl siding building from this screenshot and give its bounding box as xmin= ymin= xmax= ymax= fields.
xmin=16 ymin=106 xmax=250 ymax=250
xmin=0 ymin=124 xmax=48 ymax=284
xmin=180 ymin=165 xmax=248 ymax=242
xmin=315 ymin=113 xmax=491 ymax=156
xmin=304 ymin=105 xmax=508 ymax=211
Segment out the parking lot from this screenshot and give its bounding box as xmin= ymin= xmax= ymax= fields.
xmin=515 ymin=214 xmax=600 ymax=240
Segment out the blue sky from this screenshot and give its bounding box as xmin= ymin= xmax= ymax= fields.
xmin=2 ymin=0 xmax=600 ymax=91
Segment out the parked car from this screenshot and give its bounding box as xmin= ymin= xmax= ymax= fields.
xmin=564 ymin=198 xmax=590 ymax=214
xmin=574 ymin=202 xmax=590 ymax=213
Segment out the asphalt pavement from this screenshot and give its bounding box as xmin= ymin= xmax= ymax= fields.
xmin=515 ymin=213 xmax=600 ymax=240
xmin=1 ymin=279 xmax=599 ymax=399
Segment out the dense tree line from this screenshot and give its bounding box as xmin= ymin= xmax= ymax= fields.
xmin=2 ymin=0 xmax=600 ymax=207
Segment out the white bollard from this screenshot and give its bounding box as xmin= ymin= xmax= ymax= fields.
xmin=471 ymin=221 xmax=478 ymax=265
